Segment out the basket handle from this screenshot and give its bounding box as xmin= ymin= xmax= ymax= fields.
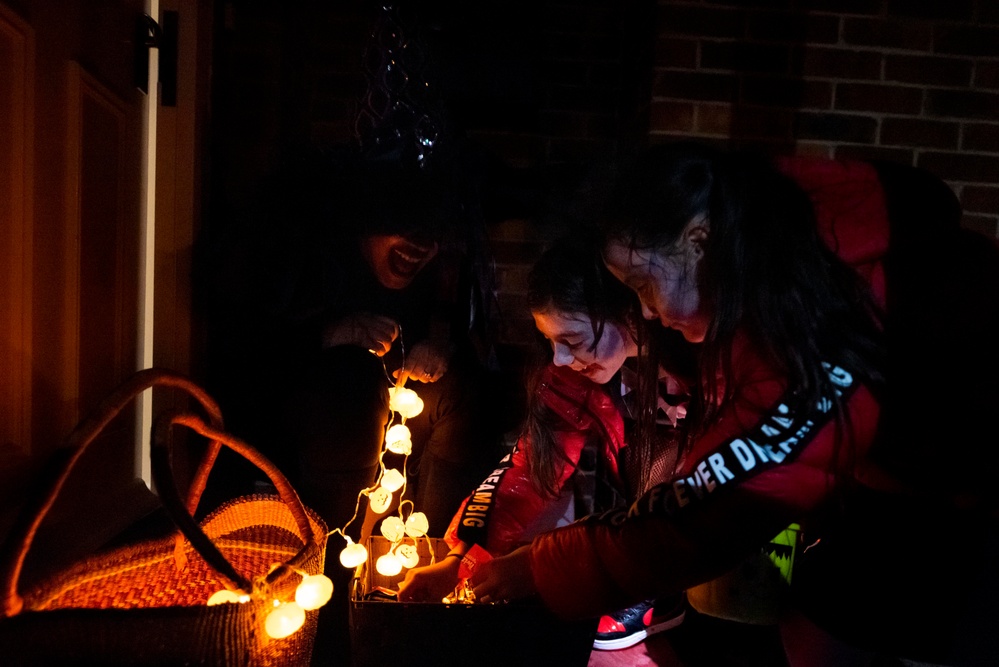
xmin=0 ymin=368 xmax=225 ymax=617
xmin=150 ymin=410 xmax=318 ymax=593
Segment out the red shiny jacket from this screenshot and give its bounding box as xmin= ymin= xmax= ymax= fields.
xmin=444 ymin=363 xmax=627 ymax=556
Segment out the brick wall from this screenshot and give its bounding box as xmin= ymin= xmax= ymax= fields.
xmin=650 ymin=0 xmax=999 ymax=237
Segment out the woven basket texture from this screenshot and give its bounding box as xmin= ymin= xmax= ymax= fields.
xmin=1 ymin=496 xmax=328 ymax=666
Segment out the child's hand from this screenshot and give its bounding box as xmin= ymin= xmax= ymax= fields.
xmin=470 ymin=544 xmax=537 ymax=604
xmin=396 ymin=556 xmax=462 ymax=602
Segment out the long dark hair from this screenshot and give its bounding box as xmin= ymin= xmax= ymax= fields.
xmin=601 ymin=142 xmax=885 ymax=465
xmin=522 ymin=232 xmax=642 ymax=497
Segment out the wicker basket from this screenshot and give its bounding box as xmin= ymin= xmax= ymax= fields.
xmin=0 ymin=369 xmax=328 ymax=666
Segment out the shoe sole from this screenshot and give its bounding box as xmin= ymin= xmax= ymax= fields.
xmin=592 ymin=610 xmax=685 ymax=651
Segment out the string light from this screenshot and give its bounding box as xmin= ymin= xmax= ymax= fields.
xmin=380 ymin=468 xmax=405 ymax=492
xmin=397 ymin=543 xmax=419 ymax=569
xmin=207 ymin=589 xmax=244 ymax=606
xmin=367 ymin=486 xmax=392 ymax=514
xmin=384 ymin=423 xmax=413 ymax=455
xmin=339 ymin=536 xmax=368 ymax=568
xmin=375 ymin=551 xmax=403 ymax=577
xmin=207 ymin=571 xmax=333 ymax=640
xmin=295 ymin=574 xmax=334 ymax=610
xmin=380 ymin=516 xmax=406 ymax=542
xmin=207 ymin=336 xmax=433 ymax=642
xmin=326 ymin=326 xmax=443 ymax=593
xmin=265 ymin=600 xmax=306 ymax=639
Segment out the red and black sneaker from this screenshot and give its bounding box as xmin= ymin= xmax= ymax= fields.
xmin=592 ymin=595 xmax=686 ymax=651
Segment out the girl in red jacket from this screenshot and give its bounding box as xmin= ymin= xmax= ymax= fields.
xmin=469 ymin=142 xmax=999 ymax=665
xmin=397 ymin=233 xmax=694 ymax=649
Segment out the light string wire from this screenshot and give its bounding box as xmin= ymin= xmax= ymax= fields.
xmin=324 ymin=326 xmax=438 ymax=572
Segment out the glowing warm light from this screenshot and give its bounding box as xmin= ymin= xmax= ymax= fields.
xmin=327 ymin=338 xmax=435 ymax=581
xmin=207 ymin=589 xmax=241 ymax=606
xmin=385 ymin=424 xmax=412 ymax=455
xmin=380 ymin=516 xmax=406 ymax=542
xmin=368 ymin=487 xmax=392 ymax=514
xmin=376 ymin=552 xmax=403 ymax=576
xmin=405 ymin=512 xmax=429 ymax=537
xmin=265 ymin=601 xmax=306 ymax=639
xmin=388 ymin=386 xmax=425 ymax=419
xmin=295 ymin=574 xmax=334 ymax=611
xmin=398 ymin=543 xmax=419 ymax=568
xmin=339 ymin=538 xmax=369 ymax=568
xmin=380 ymin=468 xmax=405 ymax=492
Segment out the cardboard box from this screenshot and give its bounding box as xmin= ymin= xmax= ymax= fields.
xmin=349 ymin=537 xmax=596 ymax=666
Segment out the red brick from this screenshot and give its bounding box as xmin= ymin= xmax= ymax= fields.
xmin=649 ymin=100 xmax=696 ymax=133
xmin=885 ymin=55 xmax=972 ymax=87
xmin=919 ymin=152 xmax=999 ymax=183
xmin=730 ymin=136 xmax=800 ymax=154
xmin=799 ymin=0 xmax=883 ymax=14
xmin=962 ymin=123 xmax=999 ymax=153
xmin=655 ymin=37 xmax=698 ymax=68
xmin=794 ymin=112 xmax=878 ymax=142
xmin=746 ymin=11 xmax=839 ymax=44
xmin=977 ymin=62 xmax=999 ymax=90
xmin=935 ymin=26 xmax=999 ymax=57
xmin=798 ymin=46 xmax=882 ymax=80
xmin=880 ymin=118 xmax=959 ymax=149
xmin=653 ymin=70 xmax=738 ymax=102
xmin=834 ymin=145 xmax=915 ymax=164
xmin=657 ymin=5 xmax=745 ymax=39
xmin=696 ymin=103 xmax=734 ymax=135
xmin=836 ymin=83 xmax=922 ymax=114
xmin=842 ymin=18 xmax=933 ymax=51
xmin=794 ymin=142 xmax=836 ymax=159
xmin=959 ymin=214 xmax=998 ymax=238
xmin=961 ymin=186 xmax=999 ymax=214
xmin=926 ymin=89 xmax=999 ymax=121
xmin=742 ymin=76 xmax=833 ymax=108
xmin=886 ymin=0 xmax=973 ymax=21
xmin=730 ymin=106 xmax=795 ymax=140
xmin=701 ymin=41 xmax=791 ymax=74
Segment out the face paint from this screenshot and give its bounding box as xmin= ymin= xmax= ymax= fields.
xmin=532 ymin=309 xmax=636 ymax=385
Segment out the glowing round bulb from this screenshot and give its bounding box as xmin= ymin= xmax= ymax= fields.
xmin=207 ymin=589 xmax=241 ymax=606
xmin=380 ymin=468 xmax=405 ymax=492
xmin=405 ymin=512 xmax=429 ymax=538
xmin=385 ymin=424 xmax=412 ymax=455
xmin=368 ymin=487 xmax=392 ymax=514
xmin=295 ymin=574 xmax=334 ymax=611
xmin=265 ymin=601 xmax=306 ymax=639
xmin=388 ymin=386 xmax=424 ymax=419
xmin=398 ymin=543 xmax=419 ymax=568
xmin=380 ymin=516 xmax=406 ymax=542
xmin=375 ymin=552 xmax=403 ymax=577
xmin=339 ymin=539 xmax=368 ymax=569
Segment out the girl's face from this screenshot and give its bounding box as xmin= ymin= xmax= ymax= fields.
xmin=532 ymin=309 xmax=637 ymax=385
xmin=603 ymin=221 xmax=711 ymax=343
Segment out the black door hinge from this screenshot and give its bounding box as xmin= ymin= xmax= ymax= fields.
xmin=134 ymin=11 xmax=178 ymax=107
